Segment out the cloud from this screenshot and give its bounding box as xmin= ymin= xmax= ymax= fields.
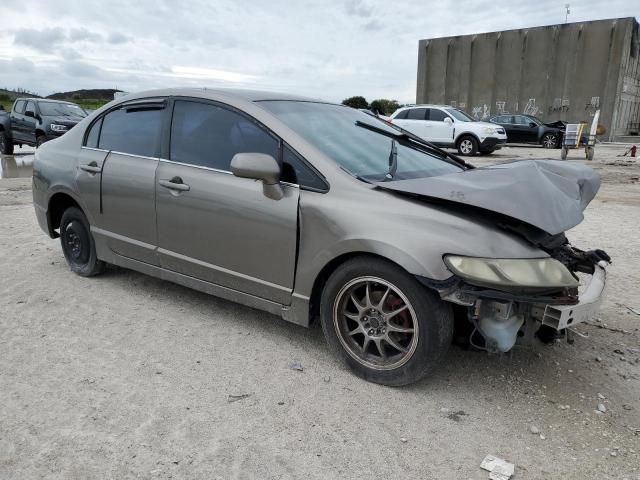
xmin=107 ymin=32 xmax=131 ymax=44
xmin=63 ymin=60 xmax=105 ymax=78
xmin=69 ymin=27 xmax=102 ymax=42
xmin=344 ymin=0 xmax=373 ymax=17
xmin=10 ymin=57 xmax=35 ymax=72
xmin=13 ymin=27 xmax=66 ymax=52
xmin=363 ymin=20 xmax=383 ymax=31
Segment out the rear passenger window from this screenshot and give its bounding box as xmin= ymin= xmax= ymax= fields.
xmin=170 ymin=100 xmax=278 ymax=171
xmin=428 ymin=109 xmax=448 ymax=121
xmin=84 ymin=117 xmax=102 ymax=148
xmin=407 ymin=108 xmax=427 ymax=120
xmin=13 ymin=100 xmax=26 ymax=113
xmin=99 ymin=106 xmax=164 ymax=157
xmin=282 ymin=145 xmax=328 ymax=191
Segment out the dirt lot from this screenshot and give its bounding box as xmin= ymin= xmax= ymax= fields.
xmin=1 ymin=144 xmax=639 ymax=479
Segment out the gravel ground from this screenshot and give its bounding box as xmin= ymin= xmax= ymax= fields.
xmin=0 ymin=144 xmax=639 ymax=479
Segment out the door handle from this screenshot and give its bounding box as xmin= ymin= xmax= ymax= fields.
xmin=79 ymin=162 xmax=102 ymax=174
xmin=159 ymin=177 xmax=190 ymax=192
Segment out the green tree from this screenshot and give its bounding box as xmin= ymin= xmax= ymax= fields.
xmin=341 ymin=96 xmax=369 ymax=109
xmin=369 ymin=99 xmax=401 ymax=116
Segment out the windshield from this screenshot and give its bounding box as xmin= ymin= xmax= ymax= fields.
xmin=259 ymin=101 xmax=463 ymax=181
xmin=445 ymin=108 xmax=474 ymax=122
xmin=38 ymin=102 xmax=87 ymax=117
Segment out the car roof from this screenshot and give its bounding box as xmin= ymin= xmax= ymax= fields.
xmin=113 ymin=87 xmax=323 ymax=103
xmin=400 ymin=104 xmax=454 ymax=109
xmin=15 ymin=97 xmax=81 ymax=105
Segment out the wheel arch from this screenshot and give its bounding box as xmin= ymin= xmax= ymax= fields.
xmin=306 ymin=248 xmax=429 ymax=325
xmin=47 ymin=191 xmax=83 ymax=238
xmin=455 ymin=131 xmax=480 ymax=146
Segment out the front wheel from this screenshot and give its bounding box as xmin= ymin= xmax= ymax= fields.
xmin=60 ymin=207 xmax=105 ymax=277
xmin=36 ymin=135 xmax=48 ymax=148
xmin=0 ymin=131 xmax=13 ymax=155
xmin=320 ymin=256 xmax=453 ymax=386
xmin=456 ymin=136 xmax=478 ymax=156
xmin=541 ymin=133 xmax=559 ymax=149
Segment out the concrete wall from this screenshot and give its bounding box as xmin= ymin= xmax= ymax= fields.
xmin=416 ymin=18 xmax=640 ymax=141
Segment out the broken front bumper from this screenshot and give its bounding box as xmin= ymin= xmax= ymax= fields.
xmin=540 ymin=261 xmax=607 ymax=330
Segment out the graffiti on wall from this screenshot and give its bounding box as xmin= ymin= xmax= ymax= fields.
xmin=523 ymin=98 xmax=540 ymax=116
xmin=495 ymin=101 xmax=509 ymax=115
xmin=585 ymin=96 xmax=600 ymax=116
xmin=471 ymin=104 xmax=491 ymax=120
xmin=549 ymin=98 xmax=570 ymax=113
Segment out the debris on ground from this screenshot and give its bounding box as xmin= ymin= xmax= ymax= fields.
xmin=227 ymin=393 xmax=251 ymax=403
xmin=626 ymin=306 xmax=640 ymax=316
xmin=530 ymin=425 xmax=540 ymax=434
xmin=290 ymin=361 xmax=304 ymax=371
xmin=480 ymin=454 xmax=515 ymax=480
xmin=597 ymin=403 xmax=607 ymax=413
xmin=446 ymin=410 xmax=468 ymax=422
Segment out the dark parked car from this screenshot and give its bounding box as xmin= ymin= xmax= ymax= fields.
xmin=489 ymin=114 xmax=563 ymax=148
xmin=32 ymin=88 xmax=609 ymax=385
xmin=0 ymin=98 xmax=87 ymax=154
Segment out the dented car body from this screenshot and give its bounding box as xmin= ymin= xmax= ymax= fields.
xmin=32 ymin=88 xmax=608 ymax=385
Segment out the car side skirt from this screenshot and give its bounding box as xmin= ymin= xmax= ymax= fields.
xmin=97 ymin=243 xmax=312 ymax=328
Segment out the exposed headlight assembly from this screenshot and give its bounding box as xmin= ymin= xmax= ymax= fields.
xmin=481 ymin=127 xmax=495 ymax=134
xmin=444 ymin=255 xmax=579 ymax=289
xmin=50 ymin=124 xmax=68 ymax=132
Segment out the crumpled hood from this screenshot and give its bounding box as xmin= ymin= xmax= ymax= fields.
xmin=375 ymin=160 xmax=600 ymax=235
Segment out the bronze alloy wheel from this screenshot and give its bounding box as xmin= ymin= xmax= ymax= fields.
xmin=333 ymin=276 xmax=419 ymax=370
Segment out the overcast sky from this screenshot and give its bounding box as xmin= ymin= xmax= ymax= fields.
xmin=0 ymin=0 xmax=638 ymax=103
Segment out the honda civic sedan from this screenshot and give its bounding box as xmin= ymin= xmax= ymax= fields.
xmin=32 ymin=88 xmax=609 ymax=385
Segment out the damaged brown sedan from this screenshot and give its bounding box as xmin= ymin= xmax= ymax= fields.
xmin=32 ymin=89 xmax=609 ymax=385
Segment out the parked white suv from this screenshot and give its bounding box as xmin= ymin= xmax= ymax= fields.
xmin=389 ymin=105 xmax=507 ymax=156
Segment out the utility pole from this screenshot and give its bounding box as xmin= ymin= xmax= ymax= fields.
xmin=565 ymin=4 xmax=570 ymax=23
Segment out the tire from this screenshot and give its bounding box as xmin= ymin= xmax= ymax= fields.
xmin=456 ymin=135 xmax=478 ymax=156
xmin=586 ymin=146 xmax=594 ymax=161
xmin=320 ymin=256 xmax=453 ymax=386
xmin=0 ymin=131 xmax=13 ymax=155
xmin=541 ymin=133 xmax=559 ymax=149
xmin=59 ymin=207 xmax=105 ymax=277
xmin=36 ymin=135 xmax=48 ymax=148
xmin=560 ymin=146 xmax=568 ymax=160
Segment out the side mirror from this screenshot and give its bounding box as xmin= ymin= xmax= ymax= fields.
xmin=25 ymin=110 xmax=35 ymax=118
xmin=231 ymin=152 xmax=283 ymax=200
xmin=444 ymin=117 xmax=453 ymax=125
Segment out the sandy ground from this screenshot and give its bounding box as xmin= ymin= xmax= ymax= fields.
xmin=0 ymin=144 xmax=639 ymax=479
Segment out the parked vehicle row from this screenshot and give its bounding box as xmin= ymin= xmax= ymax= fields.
xmin=0 ymin=98 xmax=87 ymax=154
xmin=489 ymin=114 xmax=564 ymax=148
xmin=388 ymin=105 xmax=507 ymax=156
xmin=33 ymin=88 xmax=609 ymax=385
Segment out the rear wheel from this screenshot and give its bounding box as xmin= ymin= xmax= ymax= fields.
xmin=0 ymin=131 xmax=13 ymax=155
xmin=320 ymin=256 xmax=453 ymax=386
xmin=457 ymin=135 xmax=478 ymax=156
xmin=541 ymin=133 xmax=559 ymax=149
xmin=59 ymin=207 xmax=105 ymax=277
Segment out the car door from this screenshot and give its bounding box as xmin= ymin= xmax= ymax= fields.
xmin=23 ymin=100 xmax=38 ymax=142
xmin=393 ymin=107 xmax=430 ymax=140
xmin=155 ymin=99 xmax=299 ymax=304
xmin=427 ymin=108 xmax=454 ymax=144
xmin=511 ymin=115 xmax=536 ymax=143
xmin=75 ymin=100 xmax=165 ymax=265
xmin=10 ymin=100 xmax=26 ymax=142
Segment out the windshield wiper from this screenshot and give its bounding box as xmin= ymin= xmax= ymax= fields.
xmin=354 ymin=120 xmax=473 ymax=170
xmin=385 ymin=139 xmax=397 ymax=180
